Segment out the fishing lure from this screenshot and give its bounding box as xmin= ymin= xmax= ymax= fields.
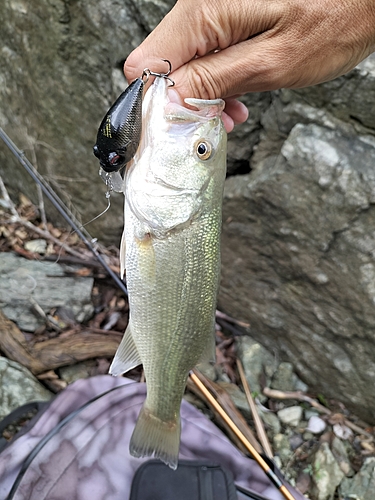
xmin=93 ymin=60 xmax=174 ymax=174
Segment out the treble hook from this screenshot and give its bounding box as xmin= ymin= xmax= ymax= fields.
xmin=78 ymin=173 xmax=113 ymax=230
xmin=142 ymin=59 xmax=175 ymax=86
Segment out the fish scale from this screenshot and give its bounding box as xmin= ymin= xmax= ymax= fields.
xmin=110 ymin=76 xmax=227 ymax=469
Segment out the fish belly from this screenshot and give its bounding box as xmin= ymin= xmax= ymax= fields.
xmin=125 ymin=204 xmax=221 ymax=468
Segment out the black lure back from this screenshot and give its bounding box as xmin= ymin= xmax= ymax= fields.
xmin=93 ymin=78 xmax=144 ymax=173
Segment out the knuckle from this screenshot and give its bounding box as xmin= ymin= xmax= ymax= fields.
xmin=188 ymin=65 xmax=221 ymax=100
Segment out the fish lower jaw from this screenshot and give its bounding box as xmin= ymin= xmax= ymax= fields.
xmin=129 ymin=404 xmax=181 ymax=470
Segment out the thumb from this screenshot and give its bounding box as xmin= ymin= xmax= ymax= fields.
xmin=124 ymin=0 xmax=277 ymax=99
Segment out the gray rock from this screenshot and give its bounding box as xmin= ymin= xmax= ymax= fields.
xmin=227 ymin=92 xmax=271 ymax=175
xmin=220 ymin=121 xmax=375 ymax=423
xmin=258 ymin=409 xmax=281 ymax=435
xmin=305 ymin=409 xmax=320 ymax=420
xmin=0 ymin=357 xmax=53 ymax=420
xmin=271 ymin=361 xmax=306 ymax=392
xmin=331 ymin=436 xmax=355 ymax=477
xmin=339 ymin=457 xmax=375 ymax=500
xmin=216 ymin=381 xmax=251 ymax=418
xmin=58 ymin=360 xmax=96 ymax=384
xmin=312 ymin=442 xmax=345 ymax=500
xmin=303 ymin=431 xmax=314 ymax=441
xmin=195 ymin=360 xmax=216 ymax=382
xmin=0 ymin=252 xmax=94 ymax=331
xmin=237 ymin=336 xmax=278 ymax=402
xmin=277 ymin=406 xmax=303 ymax=427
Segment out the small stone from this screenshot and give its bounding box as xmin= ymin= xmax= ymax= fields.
xmin=273 ymin=433 xmax=292 ymax=464
xmin=58 ymin=360 xmax=96 ymax=384
xmin=271 ymin=362 xmax=297 ymax=392
xmin=258 ymin=409 xmax=281 ymax=434
xmin=303 ymin=431 xmax=314 ymax=441
xmin=196 ymin=360 xmax=216 ymax=382
xmin=312 ymin=442 xmax=344 ymax=500
xmin=289 ymin=432 xmax=304 ymax=450
xmin=216 ymin=381 xmax=251 ymax=418
xmin=278 ymin=405 xmax=303 ymax=427
xmin=333 ymin=423 xmax=353 ymax=440
xmin=305 ymin=409 xmax=320 ymax=420
xmin=24 ymin=239 xmax=47 ymax=254
xmin=294 ymin=377 xmax=309 ymax=393
xmin=306 ymin=415 xmax=327 ymax=434
xmin=331 ymin=437 xmax=355 ymax=477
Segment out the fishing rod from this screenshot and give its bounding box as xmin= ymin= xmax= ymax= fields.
xmin=0 ymin=128 xmax=128 ymax=297
xmin=189 ymin=370 xmax=297 ymax=500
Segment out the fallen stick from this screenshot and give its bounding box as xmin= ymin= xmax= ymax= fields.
xmin=0 ymin=310 xmax=120 ymax=375
xmin=237 ymin=359 xmax=274 ymax=458
xmin=186 ymin=369 xmax=262 ymax=455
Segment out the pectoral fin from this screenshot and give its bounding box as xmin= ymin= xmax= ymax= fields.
xmin=119 ymin=229 xmax=126 ymax=279
xmin=109 ymin=322 xmax=142 ymax=376
xmin=135 ymin=232 xmax=156 ymax=287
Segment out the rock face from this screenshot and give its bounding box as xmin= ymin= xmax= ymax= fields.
xmin=1 ymin=1 xmax=375 ymax=421
xmin=221 ymin=110 xmax=375 ymax=422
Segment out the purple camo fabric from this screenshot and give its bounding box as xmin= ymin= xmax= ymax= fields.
xmin=0 ymin=376 xmax=305 ymax=500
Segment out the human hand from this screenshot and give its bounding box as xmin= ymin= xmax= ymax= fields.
xmin=124 ymin=0 xmax=375 ymax=132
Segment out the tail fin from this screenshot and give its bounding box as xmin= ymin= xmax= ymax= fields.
xmin=130 ymin=404 xmax=181 ymax=470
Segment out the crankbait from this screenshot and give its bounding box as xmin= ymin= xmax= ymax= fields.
xmin=93 ymin=60 xmax=174 ymax=174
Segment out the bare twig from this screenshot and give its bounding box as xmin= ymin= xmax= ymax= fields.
xmin=237 ymin=359 xmax=274 ymax=458
xmin=263 ymin=387 xmax=374 ymax=441
xmin=215 ymin=309 xmax=250 ymax=328
xmin=187 ymin=369 xmax=262 ymax=454
xmin=0 ymin=310 xmax=120 ymax=375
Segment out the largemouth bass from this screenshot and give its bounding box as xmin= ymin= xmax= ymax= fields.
xmin=109 ymin=76 xmax=227 ymax=469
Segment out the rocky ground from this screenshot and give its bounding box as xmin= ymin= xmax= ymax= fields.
xmin=1 ymin=189 xmax=375 ymax=499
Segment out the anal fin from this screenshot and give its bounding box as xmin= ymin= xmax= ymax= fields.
xmin=109 ymin=322 xmax=142 ymax=376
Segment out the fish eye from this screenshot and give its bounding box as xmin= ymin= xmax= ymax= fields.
xmin=195 ymin=140 xmax=212 ymax=161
